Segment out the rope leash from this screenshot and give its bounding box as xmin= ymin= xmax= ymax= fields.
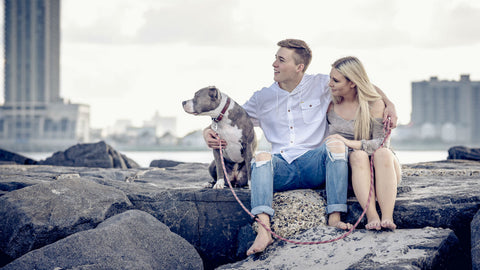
xmin=218 ymin=118 xmax=392 ymax=245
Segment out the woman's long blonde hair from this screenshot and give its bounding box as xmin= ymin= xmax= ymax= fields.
xmin=331 ymin=56 xmax=381 ymax=140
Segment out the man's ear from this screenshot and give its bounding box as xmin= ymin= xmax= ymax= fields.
xmin=296 ymin=63 xmax=305 ymax=73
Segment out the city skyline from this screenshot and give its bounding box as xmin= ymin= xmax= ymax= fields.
xmin=1 ymin=0 xmax=480 ymax=137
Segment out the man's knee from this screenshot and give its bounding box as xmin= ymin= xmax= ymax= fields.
xmin=325 ymin=138 xmax=346 ymax=154
xmin=325 ymin=138 xmax=347 ymax=160
xmin=254 ymin=152 xmax=272 ymax=167
xmin=255 ymin=152 xmax=272 ymax=161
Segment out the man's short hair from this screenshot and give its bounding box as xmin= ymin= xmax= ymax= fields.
xmin=277 ymin=39 xmax=312 ymax=72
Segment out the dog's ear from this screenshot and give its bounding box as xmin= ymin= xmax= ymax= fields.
xmin=208 ymin=86 xmax=218 ymax=101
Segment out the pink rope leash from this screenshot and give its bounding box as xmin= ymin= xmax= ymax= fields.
xmin=218 ymin=118 xmax=392 ymax=245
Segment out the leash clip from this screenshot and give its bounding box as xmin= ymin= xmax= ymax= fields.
xmin=211 ymin=121 xmax=218 ymax=132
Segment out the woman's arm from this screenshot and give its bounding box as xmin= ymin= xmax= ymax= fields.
xmin=360 ymin=99 xmax=389 ymax=154
xmin=326 ymin=100 xmax=387 ymax=154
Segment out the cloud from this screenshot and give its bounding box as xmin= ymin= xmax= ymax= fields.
xmin=62 ymin=0 xmax=270 ymax=47
xmin=309 ymin=0 xmax=411 ymax=49
xmin=134 ymin=0 xmax=270 ymax=46
xmin=417 ymin=2 xmax=480 ymax=47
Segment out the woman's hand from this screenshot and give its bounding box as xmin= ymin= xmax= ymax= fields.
xmin=324 ymin=134 xmax=359 ymax=150
xmin=324 ymin=134 xmax=348 ymax=144
xmin=203 ymin=128 xmax=227 ymax=149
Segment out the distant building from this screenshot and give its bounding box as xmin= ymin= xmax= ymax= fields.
xmin=407 ymin=74 xmax=480 ymax=144
xmin=0 ymin=0 xmax=90 ymax=152
xmin=125 ymin=126 xmax=156 ymax=146
xmin=143 ymin=111 xmax=177 ymax=137
xmin=180 ymin=130 xmax=209 ymax=149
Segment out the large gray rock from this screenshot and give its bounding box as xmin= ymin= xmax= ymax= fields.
xmin=218 ymin=226 xmax=459 ymax=269
xmin=252 ymin=189 xmax=327 ymax=238
xmin=126 ymin=188 xmax=252 ymax=270
xmin=149 ymin=159 xmax=185 ymax=168
xmin=0 ymin=148 xmax=37 ymax=165
xmin=0 ymin=159 xmax=479 ymax=269
xmin=0 ymin=177 xmax=132 ymax=262
xmin=0 ymin=163 xmax=246 ymax=270
xmin=448 ymin=145 xmax=480 ymax=161
xmin=2 ymin=210 xmax=203 ymax=270
xmin=38 ymin=141 xmax=140 ymax=168
xmin=473 ymin=210 xmax=480 ymax=270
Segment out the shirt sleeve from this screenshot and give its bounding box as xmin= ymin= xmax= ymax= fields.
xmin=362 ymin=119 xmax=390 ymax=155
xmin=242 ymin=91 xmax=260 ymax=127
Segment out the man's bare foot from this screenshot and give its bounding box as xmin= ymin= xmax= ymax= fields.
xmin=247 ymin=214 xmax=274 ymax=256
xmin=329 ymin=221 xmax=353 ymax=230
xmin=246 ymin=231 xmax=274 ymax=256
xmin=328 ymin=212 xmax=352 ymax=230
xmin=381 ymin=219 xmax=397 ymax=230
xmin=365 ymin=219 xmax=381 ymax=230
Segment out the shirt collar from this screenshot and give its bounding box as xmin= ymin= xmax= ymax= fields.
xmin=273 ymin=74 xmax=310 ymax=95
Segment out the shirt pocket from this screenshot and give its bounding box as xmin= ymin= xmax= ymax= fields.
xmin=301 ymin=100 xmax=324 ymax=124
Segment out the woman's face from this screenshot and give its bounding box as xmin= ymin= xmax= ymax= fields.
xmin=329 ymin=68 xmax=356 ymax=97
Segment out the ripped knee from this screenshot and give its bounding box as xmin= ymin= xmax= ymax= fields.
xmin=254 ymin=152 xmax=271 ymax=167
xmin=325 ymin=138 xmax=347 ymax=161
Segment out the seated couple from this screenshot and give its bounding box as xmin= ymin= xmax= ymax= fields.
xmin=203 ymin=39 xmax=401 ymax=256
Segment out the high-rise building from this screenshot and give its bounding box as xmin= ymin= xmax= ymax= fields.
xmin=0 ymin=0 xmax=90 ymax=152
xmin=410 ymin=74 xmax=480 ymax=144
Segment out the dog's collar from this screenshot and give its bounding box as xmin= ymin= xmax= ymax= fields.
xmin=212 ymin=97 xmax=231 ymax=123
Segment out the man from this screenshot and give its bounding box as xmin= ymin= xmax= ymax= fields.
xmin=203 ymin=39 xmax=397 ymax=255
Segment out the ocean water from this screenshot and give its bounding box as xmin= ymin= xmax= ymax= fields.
xmin=21 ymin=150 xmax=448 ymax=168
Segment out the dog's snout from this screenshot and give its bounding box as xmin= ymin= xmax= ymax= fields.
xmin=182 ymin=101 xmax=187 ymax=106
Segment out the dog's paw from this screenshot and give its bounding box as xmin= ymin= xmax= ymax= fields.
xmin=213 ymin=179 xmax=226 ymax=189
xmin=202 ymin=182 xmax=214 ymax=188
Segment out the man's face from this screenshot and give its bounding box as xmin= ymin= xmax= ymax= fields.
xmin=272 ymin=47 xmax=303 ymax=84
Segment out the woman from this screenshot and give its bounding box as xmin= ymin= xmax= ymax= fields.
xmin=325 ymin=56 xmax=402 ymax=230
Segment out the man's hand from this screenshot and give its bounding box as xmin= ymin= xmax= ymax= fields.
xmin=373 ymin=85 xmax=397 ymax=129
xmin=383 ymin=103 xmax=398 ymax=129
xmin=203 ymin=128 xmax=227 ymax=149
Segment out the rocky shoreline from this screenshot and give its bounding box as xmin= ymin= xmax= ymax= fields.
xmin=0 ymin=143 xmax=479 ymax=269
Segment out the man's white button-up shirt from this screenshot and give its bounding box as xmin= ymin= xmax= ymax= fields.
xmin=243 ymin=73 xmax=331 ymax=164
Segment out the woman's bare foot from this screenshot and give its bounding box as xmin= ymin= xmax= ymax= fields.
xmin=365 ymin=219 xmax=381 ymax=230
xmin=328 ymin=212 xmax=352 ymax=230
xmin=381 ymin=219 xmax=397 ymax=230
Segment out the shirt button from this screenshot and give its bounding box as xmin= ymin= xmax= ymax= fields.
xmin=309 ymin=104 xmax=312 ymax=107
xmin=281 ymin=150 xmax=284 ymax=153
xmin=288 ymin=109 xmax=291 ymax=112
xmin=290 ymin=126 xmax=293 ymax=129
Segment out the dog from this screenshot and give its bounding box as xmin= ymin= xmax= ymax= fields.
xmin=182 ymin=86 xmax=256 ymax=189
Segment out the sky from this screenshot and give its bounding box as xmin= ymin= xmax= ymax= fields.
xmin=2 ymin=0 xmax=480 ymax=137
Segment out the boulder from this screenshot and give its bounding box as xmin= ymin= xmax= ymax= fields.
xmin=0 ymin=159 xmax=480 ymax=269
xmin=448 ymin=145 xmax=480 ymax=161
xmin=0 ymin=177 xmax=132 ymax=264
xmin=149 ymin=159 xmax=185 ymax=168
xmin=218 ymin=226 xmax=460 ymax=269
xmin=253 ymin=189 xmax=327 ymax=238
xmin=0 ymin=148 xmax=37 ymax=165
xmin=38 ymin=141 xmax=140 ymax=168
xmin=126 ymin=188 xmax=252 ymax=270
xmin=2 ymin=210 xmax=203 ymax=270
xmin=473 ymin=210 xmax=480 ymax=270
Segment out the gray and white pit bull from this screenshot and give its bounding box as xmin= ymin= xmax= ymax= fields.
xmin=182 ymin=86 xmax=256 ymax=189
